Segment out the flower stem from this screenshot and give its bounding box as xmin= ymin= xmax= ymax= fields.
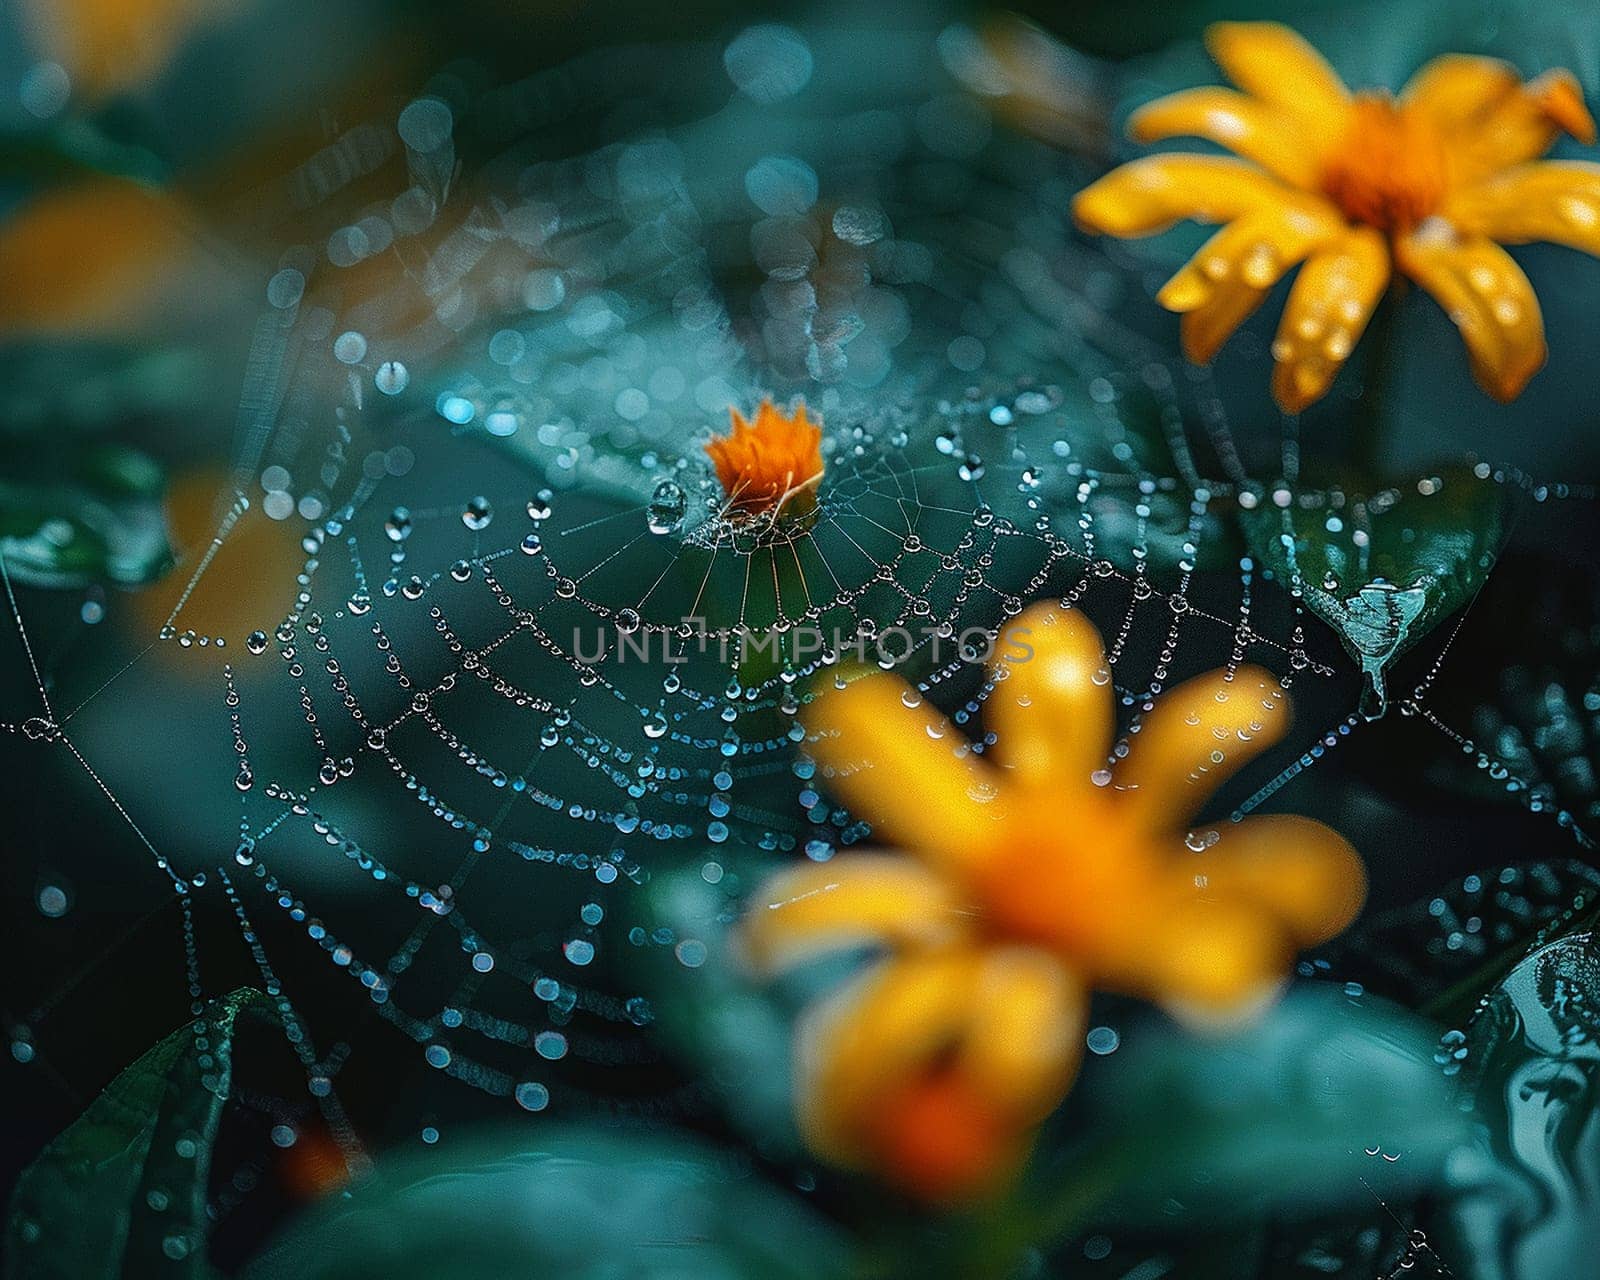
xmin=1350 ymin=279 xmax=1408 ymax=480
xmin=954 ymin=1141 xmax=1132 ymax=1277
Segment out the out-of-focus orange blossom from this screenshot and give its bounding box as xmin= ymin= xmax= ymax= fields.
xmin=0 ymin=181 xmax=216 ymax=339
xmin=20 ymin=0 xmax=240 ymax=101
xmin=130 ymin=471 xmax=304 ymax=657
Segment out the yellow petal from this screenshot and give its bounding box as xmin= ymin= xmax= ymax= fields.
xmin=737 ymin=853 xmax=968 ymax=974
xmin=0 ymin=179 xmax=198 ymax=337
xmin=1270 ymin=225 xmax=1391 ymax=413
xmin=1411 ymin=59 xmax=1598 ymax=182
xmin=1395 ymin=227 xmax=1546 ymax=401
xmin=21 ymin=0 xmax=238 ymax=100
xmin=130 ymin=470 xmax=306 ymax=664
xmin=972 ymin=14 xmax=1103 ymax=151
xmin=1176 ymin=815 xmax=1366 ymax=946
xmin=1162 ymin=198 xmax=1347 ymax=365
xmin=1071 ymin=155 xmax=1290 ymax=238
xmin=958 ymin=946 xmax=1087 ymax=1121
xmin=984 ymin=603 xmax=1113 ymax=791
xmin=1138 ymin=897 xmax=1290 ymax=1027
xmin=797 ymin=946 xmax=1082 ymax=1200
xmin=1463 ymin=70 xmax=1594 ymax=176
xmin=1527 ymin=69 xmax=1597 ymax=146
xmin=1204 ymin=22 xmax=1350 ymax=144
xmin=795 ymin=948 xmax=983 ymax=1165
xmin=804 ymin=672 xmax=1003 ymax=877
xmin=1156 ymin=201 xmax=1342 ymax=313
xmin=1111 ymin=665 xmax=1291 ymax=833
xmin=1401 ymin=53 xmax=1521 ymax=131
xmin=1128 ymin=87 xmax=1323 ymax=187
xmin=1445 ymin=161 xmax=1600 ymax=257
xmin=1179 ymin=274 xmax=1269 ymax=365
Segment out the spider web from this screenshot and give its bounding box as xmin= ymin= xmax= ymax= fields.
xmin=1 ymin=17 xmax=1594 ymax=1253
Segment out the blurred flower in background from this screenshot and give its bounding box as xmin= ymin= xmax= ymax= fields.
xmin=18 ymin=0 xmax=238 ymax=102
xmin=0 ymin=0 xmax=397 ymax=591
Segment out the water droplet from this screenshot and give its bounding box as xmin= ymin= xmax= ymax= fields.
xmin=374 ymin=360 xmax=409 ymax=395
xmin=647 ymin=480 xmax=686 ymax=535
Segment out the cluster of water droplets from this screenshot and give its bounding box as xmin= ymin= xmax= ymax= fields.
xmin=1 ymin=18 xmax=1594 ymax=1258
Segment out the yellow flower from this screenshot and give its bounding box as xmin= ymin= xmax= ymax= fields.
xmin=738 ymin=602 xmax=1365 ymax=1203
xmin=705 ymin=398 xmax=824 ymax=521
xmin=21 ymin=0 xmax=239 ymax=102
xmin=132 ymin=469 xmax=305 ymax=662
xmin=1072 ymin=21 xmax=1599 ymax=411
xmin=0 ymin=180 xmax=206 ymax=338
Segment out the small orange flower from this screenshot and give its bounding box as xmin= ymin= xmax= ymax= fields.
xmin=705 ymin=398 xmax=824 ymax=520
xmin=739 ymin=602 xmax=1365 ymax=1204
xmin=1072 ymin=21 xmax=1600 ymax=410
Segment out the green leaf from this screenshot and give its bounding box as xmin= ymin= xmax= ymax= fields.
xmin=641 ymin=859 xmax=807 ymax=1155
xmin=243 ymin=1128 xmax=854 ymax=1280
xmin=1317 ymin=859 xmax=1600 ymax=1023
xmin=0 ymin=344 xmax=213 ymax=437
xmin=0 ymin=121 xmax=167 ymax=188
xmin=5 ymin=988 xmax=277 ymax=1280
xmin=1443 ymin=917 xmax=1600 ymax=1278
xmin=0 ymin=441 xmax=174 ymax=588
xmin=1237 ymin=471 xmax=1507 ymax=719
xmin=1087 ymin=985 xmax=1468 ymax=1220
xmin=977 ymin=985 xmax=1471 ymax=1269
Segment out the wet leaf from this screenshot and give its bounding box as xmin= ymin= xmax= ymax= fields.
xmin=994 ymin=984 xmax=1470 ymax=1261
xmin=1316 ymin=860 xmax=1600 ymax=1018
xmin=1265 ymin=866 xmax=1600 ymax=1273
xmin=243 ymin=1128 xmax=854 ymax=1280
xmin=1443 ymin=920 xmax=1600 ymax=1278
xmin=641 ymin=860 xmax=807 ymax=1155
xmin=4 ymin=988 xmax=276 ymax=1280
xmin=1100 ymin=985 xmax=1468 ymax=1219
xmin=1238 ymin=472 xmax=1508 ymax=718
xmin=0 ymin=441 xmax=173 ymax=588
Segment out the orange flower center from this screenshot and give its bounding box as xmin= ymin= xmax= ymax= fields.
xmin=865 ymin=1064 xmax=1011 ymax=1203
xmin=704 ymin=398 xmax=825 ymax=520
xmin=966 ymin=801 xmax=1160 ymax=960
xmin=1319 ymin=93 xmax=1449 ymax=233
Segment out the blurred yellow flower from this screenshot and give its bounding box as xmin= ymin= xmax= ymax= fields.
xmin=131 ymin=470 xmax=304 ymax=658
xmin=1072 ymin=21 xmax=1600 ymax=411
xmin=705 ymin=399 xmax=824 ymax=521
xmin=739 ymin=602 xmax=1364 ymax=1203
xmin=0 ymin=180 xmax=209 ymax=338
xmin=21 ymin=0 xmax=239 ymax=101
